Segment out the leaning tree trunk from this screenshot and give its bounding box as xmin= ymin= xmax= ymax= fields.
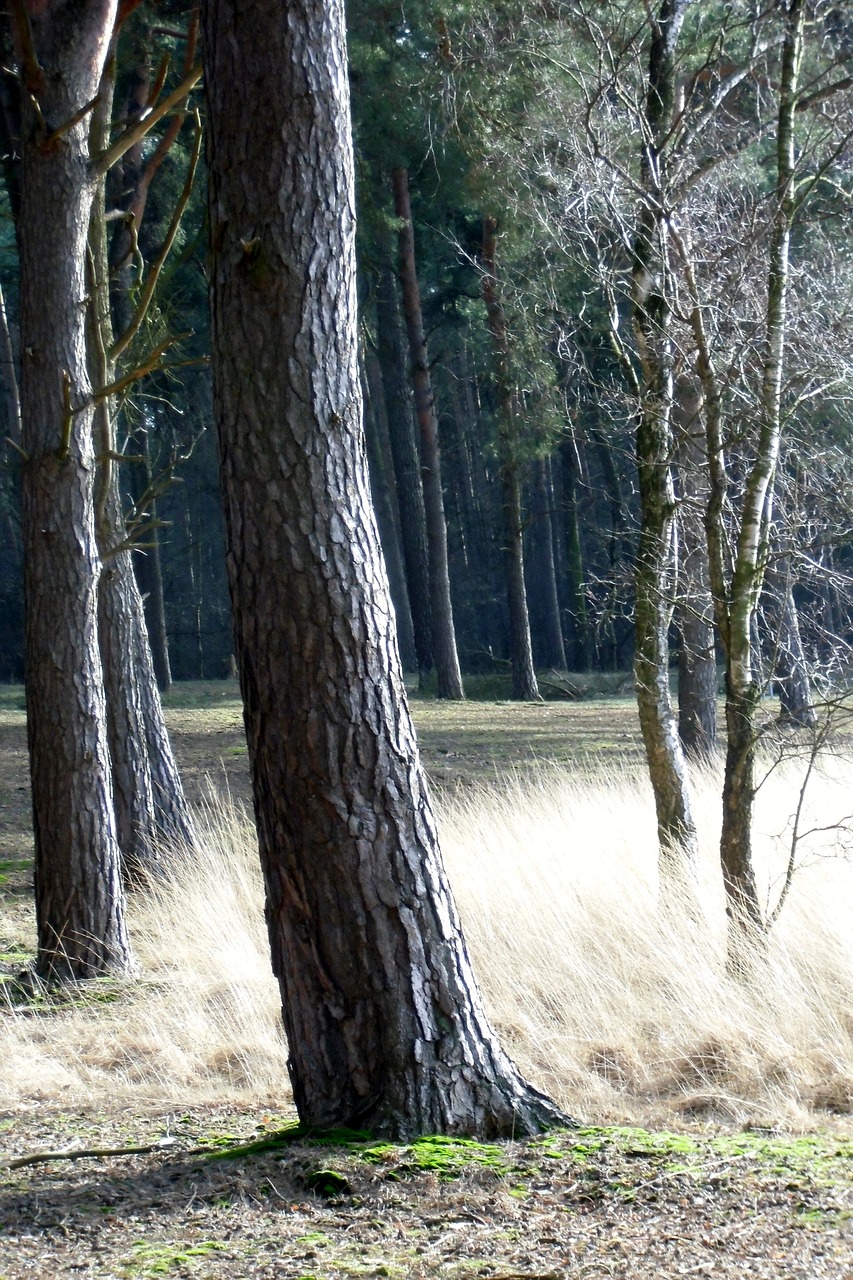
xmin=631 ymin=0 xmax=699 ymax=880
xmin=15 ymin=0 xmax=132 ymax=979
xmin=480 ymin=214 xmax=539 ymax=702
xmin=203 ymin=0 xmax=568 ymax=1139
xmin=391 ymin=167 xmax=465 ymax=700
xmin=673 ymin=373 xmax=717 ymax=757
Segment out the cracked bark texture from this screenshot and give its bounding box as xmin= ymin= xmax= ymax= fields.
xmin=15 ymin=0 xmax=131 ymax=978
xmin=203 ymin=0 xmax=567 ymax=1138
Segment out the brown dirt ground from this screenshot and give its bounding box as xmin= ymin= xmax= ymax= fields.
xmin=1 ymin=683 xmax=851 ymax=1277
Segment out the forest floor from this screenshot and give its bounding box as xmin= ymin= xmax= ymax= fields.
xmin=1 ymin=681 xmax=851 ymax=1278
xmin=1 ymin=1104 xmax=851 ymax=1279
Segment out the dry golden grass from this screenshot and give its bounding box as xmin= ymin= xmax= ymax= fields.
xmin=1 ymin=756 xmax=852 ymax=1129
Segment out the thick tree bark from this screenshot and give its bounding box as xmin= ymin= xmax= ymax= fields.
xmin=673 ymin=374 xmax=717 ymax=757
xmin=391 ymin=167 xmax=465 ymax=699
xmin=375 ymin=256 xmax=434 ymax=679
xmin=631 ymin=0 xmax=699 ymax=878
xmin=203 ymin=0 xmax=568 ymax=1138
xmin=480 ymin=214 xmax=539 ymax=702
xmin=15 ymin=0 xmax=132 ymax=978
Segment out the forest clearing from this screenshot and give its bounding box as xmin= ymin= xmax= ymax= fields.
xmin=1 ymin=686 xmax=851 ymax=1277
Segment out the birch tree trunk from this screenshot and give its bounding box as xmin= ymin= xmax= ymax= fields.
xmin=631 ymin=0 xmax=699 ymax=878
xmin=203 ymin=0 xmax=568 ymax=1138
xmin=716 ymin=0 xmax=805 ymax=964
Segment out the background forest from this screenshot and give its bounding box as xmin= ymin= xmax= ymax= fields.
xmin=2 ymin=0 xmax=849 ymax=707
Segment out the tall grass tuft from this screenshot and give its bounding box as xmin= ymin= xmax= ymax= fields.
xmin=1 ymin=759 xmax=851 ymax=1127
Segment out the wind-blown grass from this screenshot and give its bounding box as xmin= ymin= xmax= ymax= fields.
xmin=1 ymin=757 xmax=851 ymax=1127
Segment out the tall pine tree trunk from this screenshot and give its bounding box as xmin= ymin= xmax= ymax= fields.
xmin=480 ymin=214 xmax=539 ymax=702
xmin=203 ymin=0 xmax=568 ymax=1138
xmin=391 ymin=168 xmax=464 ymax=699
xmin=15 ymin=0 xmax=132 ymax=978
xmin=375 ymin=255 xmax=434 ymax=680
xmin=765 ymin=557 xmax=815 ymax=729
xmin=529 ymin=455 xmax=568 ymax=671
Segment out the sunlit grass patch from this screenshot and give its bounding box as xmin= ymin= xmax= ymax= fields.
xmin=0 ymin=754 xmax=851 ymax=1129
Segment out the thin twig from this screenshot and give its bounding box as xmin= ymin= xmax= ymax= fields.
xmin=111 ymin=113 xmax=203 ymax=361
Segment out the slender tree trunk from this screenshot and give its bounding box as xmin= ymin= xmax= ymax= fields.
xmin=631 ymin=0 xmax=699 ymax=879
xmin=15 ymin=0 xmax=132 ymax=978
xmin=716 ymin=0 xmax=805 ymax=966
xmin=529 ymin=456 xmax=567 ymax=671
xmin=0 ymin=281 xmax=21 ymax=443
xmin=89 ymin=59 xmax=194 ymax=872
xmin=203 ymin=0 xmax=568 ymax=1138
xmin=480 ymin=214 xmax=539 ymax=701
xmin=105 ymin=15 xmax=195 ymax=696
xmin=558 ymin=434 xmax=592 ymax=670
xmin=374 ymin=257 xmax=434 ymax=679
xmin=128 ymin=424 xmax=173 ymax=691
xmin=674 ymin=373 xmax=717 ymax=756
xmin=391 ymin=167 xmax=464 ymax=699
xmin=362 ymin=355 xmax=417 ymax=671
xmin=765 ymin=557 xmax=815 ymax=729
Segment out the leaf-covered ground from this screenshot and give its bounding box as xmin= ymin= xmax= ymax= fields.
xmin=1 ymin=1108 xmax=851 ymax=1278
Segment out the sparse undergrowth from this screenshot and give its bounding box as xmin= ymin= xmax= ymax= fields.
xmin=0 ymin=1110 xmax=850 ymax=1278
